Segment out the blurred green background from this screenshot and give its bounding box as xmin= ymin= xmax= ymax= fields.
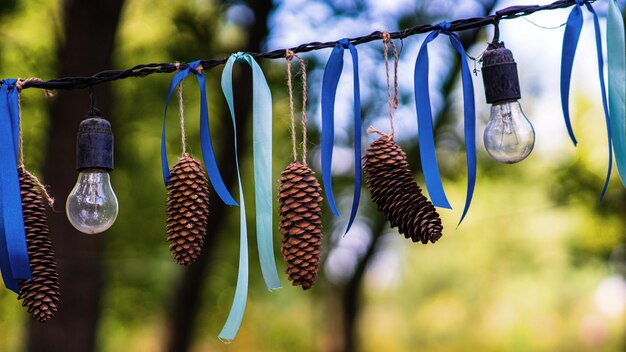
xmin=0 ymin=0 xmax=625 ymax=351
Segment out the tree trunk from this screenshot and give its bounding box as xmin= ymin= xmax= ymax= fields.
xmin=164 ymin=1 xmax=274 ymax=351
xmin=28 ymin=1 xmax=124 ymax=351
xmin=339 ymin=216 xmax=386 ymax=352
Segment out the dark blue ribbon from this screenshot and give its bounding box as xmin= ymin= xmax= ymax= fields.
xmin=321 ymin=38 xmax=362 ymax=234
xmin=560 ymin=0 xmax=612 ymax=200
xmin=162 ymin=60 xmax=237 ymax=206
xmin=414 ymin=22 xmax=476 ymax=223
xmin=0 ymin=79 xmax=32 ymax=293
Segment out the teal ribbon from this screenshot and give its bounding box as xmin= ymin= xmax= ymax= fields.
xmin=608 ymin=0 xmax=626 ymax=187
xmin=219 ymin=52 xmax=281 ymax=342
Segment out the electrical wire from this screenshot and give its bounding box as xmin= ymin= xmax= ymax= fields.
xmin=19 ymin=0 xmax=589 ymax=91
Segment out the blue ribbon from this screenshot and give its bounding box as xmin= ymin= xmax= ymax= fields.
xmin=0 ymin=79 xmax=32 ymax=293
xmin=219 ymin=52 xmax=281 ymax=342
xmin=321 ymin=38 xmax=362 ymax=234
xmin=414 ymin=22 xmax=476 ymax=223
xmin=162 ymin=60 xmax=237 ymax=206
xmin=560 ymin=0 xmax=612 ymax=200
xmin=608 ymin=0 xmax=626 ymax=187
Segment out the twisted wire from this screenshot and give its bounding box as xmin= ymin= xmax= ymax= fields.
xmin=20 ymin=0 xmax=588 ymax=91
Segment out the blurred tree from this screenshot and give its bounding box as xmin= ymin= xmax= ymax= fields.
xmin=28 ymin=1 xmax=124 ymax=351
xmin=0 ymin=0 xmax=18 ymax=18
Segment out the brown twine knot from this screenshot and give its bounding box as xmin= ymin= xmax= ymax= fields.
xmin=285 ymin=49 xmax=309 ymax=165
xmin=16 ymin=78 xmax=54 ymax=97
xmin=285 ymin=49 xmax=295 ymax=61
xmin=382 ymin=31 xmax=392 ymax=43
xmin=24 ymin=169 xmax=55 ymax=208
xmin=367 ymin=126 xmax=394 ymax=142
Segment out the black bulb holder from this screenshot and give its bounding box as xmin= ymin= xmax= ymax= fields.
xmin=76 ymin=109 xmax=114 ymax=171
xmin=481 ymin=41 xmax=521 ymax=104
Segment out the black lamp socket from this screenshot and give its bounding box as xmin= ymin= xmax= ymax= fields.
xmin=76 ymin=114 xmax=114 ymax=171
xmin=481 ymin=41 xmax=522 ymax=104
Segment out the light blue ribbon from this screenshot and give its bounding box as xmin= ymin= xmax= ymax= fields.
xmin=321 ymin=38 xmax=362 ymax=234
xmin=414 ymin=22 xmax=476 ymax=223
xmin=219 ymin=52 xmax=281 ymax=342
xmin=560 ymin=0 xmax=612 ymax=200
xmin=608 ymin=0 xmax=626 ymax=187
xmin=0 ymin=79 xmax=32 ymax=293
xmin=162 ymin=60 xmax=237 ymax=206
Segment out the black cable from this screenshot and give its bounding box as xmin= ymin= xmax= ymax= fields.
xmin=21 ymin=0 xmax=587 ymax=91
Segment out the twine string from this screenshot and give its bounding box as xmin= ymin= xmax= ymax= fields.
xmin=16 ymin=77 xmax=53 ymax=97
xmin=286 ymin=50 xmax=298 ymax=161
xmin=14 ymin=80 xmax=55 ymax=207
xmin=24 ymin=168 xmax=55 ymax=208
xmin=178 ymin=82 xmax=186 ymax=156
xmin=367 ymin=126 xmax=389 ymax=138
xmin=299 ymin=54 xmax=308 ymax=166
xmin=174 ymin=63 xmax=187 ymax=156
xmin=382 ymin=31 xmax=399 ymax=139
xmin=285 ymin=49 xmax=309 ymax=165
xmin=367 ymin=126 xmax=393 ymax=140
xmin=17 ymin=93 xmax=25 ymax=168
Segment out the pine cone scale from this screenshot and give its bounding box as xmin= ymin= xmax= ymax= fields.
xmin=17 ymin=168 xmax=61 ymax=323
xmin=364 ymin=137 xmax=443 ymax=243
xmin=278 ymin=161 xmax=323 ymax=290
xmin=166 ymin=155 xmax=210 ymax=265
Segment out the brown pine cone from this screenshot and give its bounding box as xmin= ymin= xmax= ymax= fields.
xmin=166 ymin=155 xmax=210 ymax=265
xmin=278 ymin=161 xmax=323 ymax=290
xmin=363 ymin=136 xmax=443 ymax=243
xmin=17 ymin=167 xmax=60 ymax=322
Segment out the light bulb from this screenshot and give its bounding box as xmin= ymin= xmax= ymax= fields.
xmin=480 ymin=41 xmax=534 ymax=164
xmin=483 ymin=100 xmax=535 ymax=163
xmin=66 ymin=169 xmax=118 ymax=234
xmin=67 ymin=112 xmax=117 ymax=234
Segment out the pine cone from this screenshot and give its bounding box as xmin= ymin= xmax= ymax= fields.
xmin=17 ymin=168 xmax=60 ymax=323
xmin=363 ymin=136 xmax=443 ymax=243
xmin=278 ymin=161 xmax=323 ymax=290
xmin=166 ymin=155 xmax=210 ymax=265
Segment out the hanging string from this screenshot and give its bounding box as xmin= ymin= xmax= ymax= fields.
xmin=173 ymin=62 xmax=187 ymax=156
xmin=14 ymin=80 xmax=55 ymax=208
xmin=16 ymin=94 xmax=25 ymax=169
xmin=382 ymin=31 xmax=399 ymax=139
xmin=177 ymin=83 xmax=186 ymax=156
xmin=300 ymin=56 xmax=308 ymax=166
xmin=286 ymin=50 xmax=298 ymax=161
xmin=285 ymin=49 xmax=309 ymax=165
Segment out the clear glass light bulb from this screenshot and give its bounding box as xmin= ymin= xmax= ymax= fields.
xmin=66 ymin=169 xmax=118 ymax=234
xmin=483 ymin=100 xmax=535 ymax=164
